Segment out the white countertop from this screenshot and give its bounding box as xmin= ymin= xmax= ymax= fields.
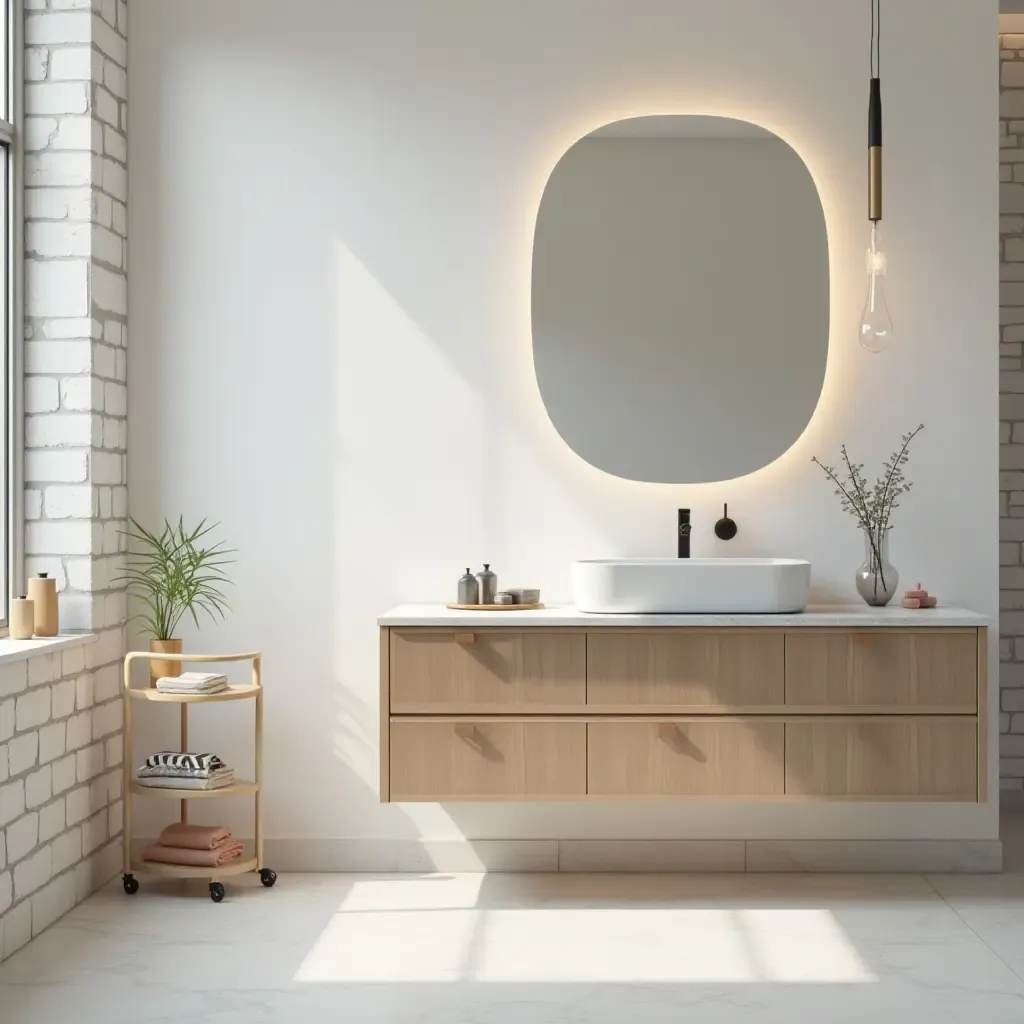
xmin=378 ymin=604 xmax=988 ymax=627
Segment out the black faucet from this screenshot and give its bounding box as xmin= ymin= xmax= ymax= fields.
xmin=678 ymin=508 xmax=691 ymax=558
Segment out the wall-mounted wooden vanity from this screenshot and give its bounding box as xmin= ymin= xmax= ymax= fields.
xmin=378 ymin=606 xmax=987 ymax=804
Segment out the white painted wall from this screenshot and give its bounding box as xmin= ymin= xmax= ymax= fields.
xmin=533 ymin=132 xmax=829 ymax=483
xmin=128 ymin=0 xmax=999 ymax=845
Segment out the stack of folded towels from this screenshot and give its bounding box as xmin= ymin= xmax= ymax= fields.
xmin=142 ymin=822 xmax=245 ymax=868
xmin=136 ymin=751 xmax=235 ymax=791
xmin=156 ymin=672 xmax=229 ymax=695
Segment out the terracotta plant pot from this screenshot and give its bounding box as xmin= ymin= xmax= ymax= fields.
xmin=149 ymin=638 xmax=183 ymax=688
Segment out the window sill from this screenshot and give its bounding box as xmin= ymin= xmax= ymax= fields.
xmin=0 ymin=632 xmax=97 ymax=666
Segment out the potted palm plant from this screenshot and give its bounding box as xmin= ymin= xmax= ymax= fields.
xmin=117 ymin=518 xmax=235 ymax=686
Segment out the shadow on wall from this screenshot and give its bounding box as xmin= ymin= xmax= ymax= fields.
xmin=131 ymin=0 xmax=990 ymax=850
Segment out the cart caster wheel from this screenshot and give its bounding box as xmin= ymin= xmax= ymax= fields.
xmin=259 ymin=869 xmax=277 ymax=888
xmin=209 ymin=882 xmax=226 ymax=903
xmin=122 ymin=873 xmax=139 ymax=895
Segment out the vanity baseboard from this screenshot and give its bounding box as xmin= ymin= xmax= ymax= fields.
xmin=259 ymin=837 xmax=1003 ymax=874
xmin=379 ymin=616 xmax=989 ymax=806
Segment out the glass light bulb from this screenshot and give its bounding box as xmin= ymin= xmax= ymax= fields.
xmin=859 ymin=223 xmax=894 ymax=353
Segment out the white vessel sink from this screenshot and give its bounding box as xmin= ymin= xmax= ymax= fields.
xmin=572 ymin=558 xmax=811 ymax=614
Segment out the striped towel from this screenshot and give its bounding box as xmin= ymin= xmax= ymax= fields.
xmin=142 ymin=752 xmax=226 ymax=772
xmin=136 ymin=752 xmax=234 ymax=790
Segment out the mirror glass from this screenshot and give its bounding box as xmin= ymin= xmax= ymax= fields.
xmin=532 ymin=116 xmax=829 ymax=484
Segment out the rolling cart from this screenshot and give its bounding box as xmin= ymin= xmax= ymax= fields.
xmin=121 ymin=650 xmax=275 ymax=902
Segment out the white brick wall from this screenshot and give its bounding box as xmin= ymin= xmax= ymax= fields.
xmin=1003 ymin=35 xmax=1024 ymax=794
xmin=23 ymin=0 xmax=127 ymax=635
xmin=1 ymin=0 xmax=127 ymax=963
xmin=0 ymin=641 xmax=123 ymax=960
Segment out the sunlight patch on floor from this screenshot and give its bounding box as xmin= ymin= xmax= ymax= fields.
xmin=337 ymin=874 xmax=487 ymax=910
xmin=295 ymin=895 xmax=875 ymax=984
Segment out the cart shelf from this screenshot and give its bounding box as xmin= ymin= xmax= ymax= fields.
xmin=130 ymin=779 xmax=259 ymax=800
xmin=127 ymin=684 xmax=260 ymax=704
xmin=131 ymin=855 xmax=259 ymax=881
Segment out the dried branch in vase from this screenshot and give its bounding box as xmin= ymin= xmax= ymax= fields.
xmin=812 ymin=424 xmax=924 ymax=537
xmin=812 ymin=425 xmax=924 ymax=604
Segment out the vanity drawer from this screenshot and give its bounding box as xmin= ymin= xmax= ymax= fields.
xmin=785 ymin=718 xmax=978 ymax=800
xmin=587 ymin=719 xmax=785 ymax=797
xmin=389 ymin=720 xmax=586 ymax=800
xmin=390 ymin=630 xmax=586 ymax=712
xmin=784 ymin=631 xmax=978 ymax=711
xmin=586 ymin=631 xmax=785 ymax=709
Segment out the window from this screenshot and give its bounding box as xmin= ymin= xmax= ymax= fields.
xmin=0 ymin=0 xmax=21 ymax=625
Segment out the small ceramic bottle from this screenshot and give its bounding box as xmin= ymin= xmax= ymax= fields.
xmin=457 ymin=569 xmax=479 ymax=605
xmin=27 ymin=573 xmax=58 ymax=637
xmin=476 ymin=564 xmax=497 ymax=604
xmin=9 ymin=597 xmax=34 ymax=640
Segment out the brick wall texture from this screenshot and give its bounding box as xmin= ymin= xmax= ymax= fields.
xmin=1002 ymin=35 xmax=1024 ymax=794
xmin=0 ymin=0 xmax=127 ymax=961
xmin=0 ymin=645 xmax=123 ymax=960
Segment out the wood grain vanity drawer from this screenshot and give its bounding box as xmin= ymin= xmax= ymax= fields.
xmin=785 ymin=718 xmax=978 ymax=800
xmin=389 ymin=720 xmax=586 ymax=800
xmin=587 ymin=719 xmax=785 ymax=797
xmin=784 ymin=631 xmax=978 ymax=711
xmin=390 ymin=630 xmax=586 ymax=712
xmin=586 ymin=631 xmax=785 ymax=710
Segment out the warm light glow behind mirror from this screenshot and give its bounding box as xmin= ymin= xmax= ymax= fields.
xmin=531 ymin=115 xmax=830 ymax=485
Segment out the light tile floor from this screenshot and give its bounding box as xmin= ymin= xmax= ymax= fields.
xmin=3 ymin=827 xmax=1024 ymax=1022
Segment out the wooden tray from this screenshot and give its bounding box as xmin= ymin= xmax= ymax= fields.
xmin=446 ymin=602 xmax=545 ymax=612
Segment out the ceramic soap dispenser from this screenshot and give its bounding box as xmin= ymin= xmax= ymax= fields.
xmin=457 ymin=569 xmax=479 ymax=605
xmin=27 ymin=573 xmax=58 ymax=637
xmin=476 ymin=564 xmax=497 ymax=604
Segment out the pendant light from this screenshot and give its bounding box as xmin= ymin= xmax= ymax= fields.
xmin=859 ymin=0 xmax=894 ymax=353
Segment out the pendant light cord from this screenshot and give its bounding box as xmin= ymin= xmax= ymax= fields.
xmin=867 ymin=0 xmax=883 ymax=222
xmin=870 ymin=0 xmax=880 ymax=78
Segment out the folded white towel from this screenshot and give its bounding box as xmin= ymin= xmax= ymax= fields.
xmin=157 ymin=683 xmax=229 ymax=695
xmin=156 ymin=672 xmax=228 ymax=694
xmin=161 ymin=672 xmax=227 ymax=686
xmin=137 ymin=764 xmax=233 ymax=779
xmin=135 ymin=772 xmax=236 ymax=791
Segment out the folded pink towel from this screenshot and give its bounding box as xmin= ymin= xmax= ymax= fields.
xmin=157 ymin=822 xmax=234 ymax=851
xmin=142 ymin=841 xmax=245 ymax=868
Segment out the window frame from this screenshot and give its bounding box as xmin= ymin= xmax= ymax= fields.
xmin=2 ymin=0 xmax=24 ymax=628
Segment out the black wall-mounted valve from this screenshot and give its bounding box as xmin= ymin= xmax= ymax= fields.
xmin=714 ymin=504 xmax=738 ymax=541
xmin=678 ymin=508 xmax=691 ymax=558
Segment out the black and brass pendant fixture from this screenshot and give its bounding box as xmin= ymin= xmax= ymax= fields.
xmin=860 ymin=0 xmax=894 ymax=353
